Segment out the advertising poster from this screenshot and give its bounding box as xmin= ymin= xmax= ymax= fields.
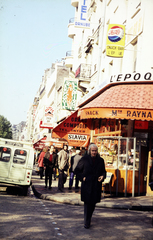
xmin=106 ymin=24 xmax=125 ymax=57
xmin=62 ymin=79 xmax=78 ymax=111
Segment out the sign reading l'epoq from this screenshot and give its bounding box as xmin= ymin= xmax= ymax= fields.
xmin=106 ymin=24 xmax=125 ymax=58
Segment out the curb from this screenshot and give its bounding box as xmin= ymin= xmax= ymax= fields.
xmin=32 ymin=184 xmax=153 ymax=212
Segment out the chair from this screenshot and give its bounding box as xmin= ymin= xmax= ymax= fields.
xmin=102 ymin=172 xmax=113 ymax=197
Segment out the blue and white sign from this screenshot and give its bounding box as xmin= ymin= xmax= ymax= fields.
xmin=75 ymin=0 xmax=90 ymax=28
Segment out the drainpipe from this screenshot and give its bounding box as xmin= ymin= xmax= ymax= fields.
xmin=96 ymin=0 xmax=107 ymax=86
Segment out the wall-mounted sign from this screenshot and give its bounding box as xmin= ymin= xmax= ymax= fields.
xmin=62 ymin=79 xmax=78 ymax=111
xmin=106 ymin=24 xmax=125 ymax=58
xmin=75 ymin=64 xmax=91 ymax=79
xmin=75 ymin=0 xmax=90 ymax=29
xmin=40 ymin=106 xmax=54 ymax=129
xmin=110 ymin=72 xmax=152 ymax=83
xmin=79 ymin=107 xmax=153 ymax=121
xmin=134 ymin=121 xmax=148 ymax=130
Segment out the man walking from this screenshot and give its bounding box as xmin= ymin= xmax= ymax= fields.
xmin=58 ymin=144 xmax=69 ymax=192
xmin=69 ymin=149 xmax=81 ymax=190
xmin=75 ymin=143 xmax=106 ymax=229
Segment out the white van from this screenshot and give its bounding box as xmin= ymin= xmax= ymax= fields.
xmin=0 ymin=138 xmax=34 ymax=195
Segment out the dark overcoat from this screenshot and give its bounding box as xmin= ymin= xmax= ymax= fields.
xmin=75 ymin=154 xmax=106 ymax=204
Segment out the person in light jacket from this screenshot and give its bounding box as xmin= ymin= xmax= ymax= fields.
xmin=58 ymin=144 xmax=69 ymax=192
xmin=75 ymin=143 xmax=106 ymax=229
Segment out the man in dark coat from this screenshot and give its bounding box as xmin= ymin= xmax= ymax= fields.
xmin=75 ymin=143 xmax=106 ymax=229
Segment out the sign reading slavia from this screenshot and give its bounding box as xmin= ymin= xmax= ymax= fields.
xmin=75 ymin=0 xmax=90 ymax=28
xmin=106 ymin=24 xmax=125 ymax=57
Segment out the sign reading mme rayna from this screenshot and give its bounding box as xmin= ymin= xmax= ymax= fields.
xmin=106 ymin=24 xmax=125 ymax=58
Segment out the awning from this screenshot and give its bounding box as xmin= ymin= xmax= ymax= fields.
xmin=33 ymin=136 xmax=47 ymax=150
xmin=78 ymin=83 xmax=153 ymax=121
xmin=52 ymin=110 xmax=91 ymax=147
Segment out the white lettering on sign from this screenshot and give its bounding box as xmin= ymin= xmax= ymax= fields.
xmin=110 ymin=72 xmax=152 ymax=83
xmin=68 ymin=134 xmax=87 ymax=141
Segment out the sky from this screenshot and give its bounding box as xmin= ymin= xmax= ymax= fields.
xmin=0 ymin=0 xmax=74 ymax=125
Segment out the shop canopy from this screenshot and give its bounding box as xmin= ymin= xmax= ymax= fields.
xmin=52 ymin=110 xmax=91 ymax=147
xmin=78 ymin=83 xmax=153 ymax=121
xmin=33 ymin=136 xmax=47 ymax=150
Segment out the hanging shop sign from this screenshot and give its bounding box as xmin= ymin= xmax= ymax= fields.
xmin=106 ymin=24 xmax=125 ymax=57
xmin=79 ymin=108 xmax=153 ymax=121
xmin=39 ymin=106 xmax=54 ymax=129
xmin=110 ymin=72 xmax=153 ymax=83
xmin=62 ymin=79 xmax=78 ymax=111
xmin=75 ymin=63 xmax=91 ymax=79
xmin=75 ymin=0 xmax=90 ymax=29
xmin=52 ymin=111 xmax=91 ymax=147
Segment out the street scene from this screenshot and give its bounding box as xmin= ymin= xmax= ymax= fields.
xmin=1 ymin=0 xmax=153 ymax=239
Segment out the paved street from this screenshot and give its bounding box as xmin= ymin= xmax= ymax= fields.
xmin=0 ymin=186 xmax=153 ymax=240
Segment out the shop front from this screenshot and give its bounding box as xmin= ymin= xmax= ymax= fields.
xmin=78 ymin=81 xmax=153 ymax=196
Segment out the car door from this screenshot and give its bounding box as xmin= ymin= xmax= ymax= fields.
xmin=0 ymin=146 xmax=12 ymax=178
xmin=9 ymin=148 xmax=28 ymax=181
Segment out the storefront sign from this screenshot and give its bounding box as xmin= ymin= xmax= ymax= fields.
xmin=40 ymin=106 xmax=54 ymax=129
xmin=68 ymin=134 xmax=87 ymax=141
xmin=79 ymin=108 xmax=153 ymax=121
xmin=62 ymin=79 xmax=78 ymax=111
xmin=106 ymin=24 xmax=125 ymax=57
xmin=110 ymin=72 xmax=153 ymax=83
xmin=134 ymin=121 xmax=148 ymax=130
xmin=75 ymin=0 xmax=90 ymax=28
xmin=52 ymin=111 xmax=91 ymax=147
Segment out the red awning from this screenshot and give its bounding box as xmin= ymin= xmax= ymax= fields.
xmin=52 ymin=110 xmax=91 ymax=147
xmin=78 ymin=83 xmax=153 ymax=121
xmin=33 ymin=136 xmax=47 ymax=150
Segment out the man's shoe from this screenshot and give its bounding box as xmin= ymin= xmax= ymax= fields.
xmin=68 ymin=187 xmax=72 ymax=190
xmin=84 ymin=225 xmax=90 ymax=229
xmin=45 ymin=186 xmax=47 ymax=188
xmin=49 ymin=187 xmax=52 ymax=190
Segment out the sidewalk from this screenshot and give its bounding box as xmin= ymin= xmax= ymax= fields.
xmin=31 ymin=172 xmax=153 ymax=211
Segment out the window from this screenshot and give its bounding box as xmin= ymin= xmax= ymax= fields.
xmin=13 ymin=149 xmax=27 ymax=164
xmin=0 ymin=147 xmax=11 ymax=162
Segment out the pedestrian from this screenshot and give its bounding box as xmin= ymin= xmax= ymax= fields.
xmin=53 ymin=148 xmax=58 ymax=180
xmin=58 ymin=144 xmax=69 ymax=192
xmin=68 ymin=149 xmax=82 ymax=190
xmin=75 ymin=143 xmax=106 ymax=229
xmin=38 ymin=147 xmax=47 ymax=179
xmin=43 ymin=145 xmax=54 ymax=189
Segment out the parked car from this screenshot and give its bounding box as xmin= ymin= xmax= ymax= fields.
xmin=0 ymin=138 xmax=34 ymax=195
